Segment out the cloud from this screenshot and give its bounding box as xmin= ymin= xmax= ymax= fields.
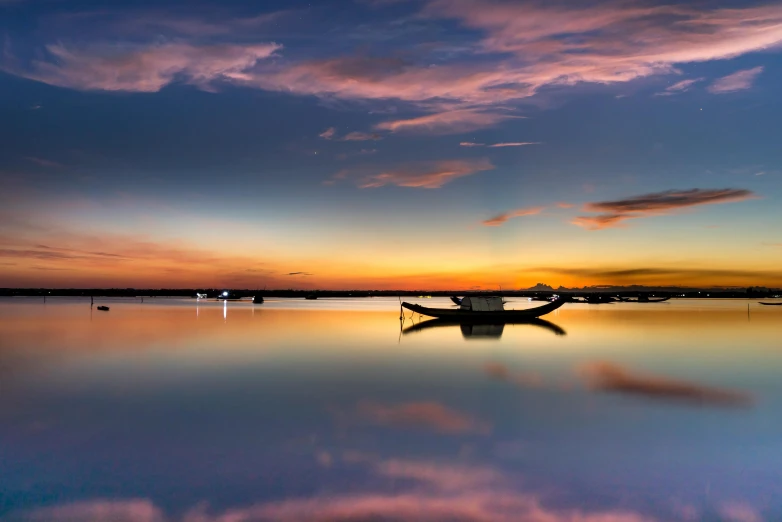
xmin=356 ymin=400 xmax=490 ymax=434
xmin=461 ymin=141 xmax=539 ymax=148
xmin=4 ymin=2 xmax=781 ymax=139
xmin=579 ymin=361 xmax=753 ymax=407
xmin=531 ymin=265 xmax=782 ymax=284
xmin=375 ymin=110 xmax=519 ymax=135
xmin=23 ymin=156 xmax=63 ymax=168
xmin=482 ymin=206 xmax=544 ymax=226
xmin=487 ymin=142 xmax=538 ymax=147
xmin=319 ymin=127 xmax=336 ymax=140
xmin=556 ymin=202 xmax=574 ymax=209
xmin=573 ymin=188 xmax=756 ymax=230
xmin=655 ymin=77 xmax=703 ymax=96
xmin=287 ymin=271 xmax=313 ymax=276
xmin=337 ymin=158 xmax=494 ymax=189
xmin=342 ymin=131 xmax=382 ymax=141
xmin=709 ymin=66 xmax=765 ymax=94
xmin=319 ymin=128 xmax=382 ymax=141
xmin=4 ymin=42 xmax=281 ymax=92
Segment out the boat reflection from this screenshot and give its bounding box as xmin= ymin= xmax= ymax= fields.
xmin=402 ymin=317 xmax=566 ymax=338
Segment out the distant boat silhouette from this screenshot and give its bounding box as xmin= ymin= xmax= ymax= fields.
xmin=96 ymin=305 xmax=110 ymax=311
xmin=253 ymin=295 xmax=264 ymax=304
xmin=305 ymin=294 xmax=318 ymax=300
xmin=618 ymin=296 xmax=671 ymax=303
xmin=759 ymin=302 xmax=782 ymax=306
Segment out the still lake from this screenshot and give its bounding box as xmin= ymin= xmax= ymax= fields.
xmin=0 ymin=297 xmax=780 ymax=521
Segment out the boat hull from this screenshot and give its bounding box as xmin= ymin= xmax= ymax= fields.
xmin=759 ymin=302 xmax=782 ymax=306
xmin=401 ymin=298 xmax=566 ymax=320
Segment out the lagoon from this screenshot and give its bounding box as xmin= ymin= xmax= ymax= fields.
xmin=0 ymin=297 xmax=780 ymax=521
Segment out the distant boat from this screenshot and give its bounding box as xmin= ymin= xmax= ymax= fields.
xmin=618 ymin=296 xmax=671 ymax=303
xmin=759 ymin=302 xmax=782 ymax=306
xmin=196 ymin=293 xmax=207 ymax=299
xmin=402 ymin=295 xmax=567 ymax=320
xmin=305 ymin=294 xmax=318 ymax=300
xmin=216 ymin=290 xmax=242 ymax=301
xmin=96 ymin=305 xmax=110 ymax=311
xmin=253 ymin=296 xmax=264 ymax=304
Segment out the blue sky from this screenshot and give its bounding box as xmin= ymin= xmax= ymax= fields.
xmin=1 ymin=0 xmax=781 ymax=288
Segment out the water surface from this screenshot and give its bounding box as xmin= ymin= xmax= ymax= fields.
xmin=0 ymin=297 xmax=780 ymax=521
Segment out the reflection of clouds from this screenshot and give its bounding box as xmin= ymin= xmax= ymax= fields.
xmin=484 ymin=362 xmax=544 ymax=388
xmin=579 ymin=361 xmax=753 ymax=407
xmin=12 ymin=499 xmax=164 ymax=522
xmin=356 ymin=400 xmax=490 ymax=434
xmin=718 ymin=502 xmax=763 ymax=522
xmin=9 ymin=458 xmax=662 ymax=522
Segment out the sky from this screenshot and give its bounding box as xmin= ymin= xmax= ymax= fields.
xmin=0 ymin=0 xmax=781 ymax=290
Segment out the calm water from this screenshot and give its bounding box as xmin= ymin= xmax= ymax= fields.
xmin=0 ymin=297 xmax=780 ymax=521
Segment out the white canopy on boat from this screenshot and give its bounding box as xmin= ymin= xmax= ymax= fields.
xmin=460 ymin=296 xmax=504 ymax=312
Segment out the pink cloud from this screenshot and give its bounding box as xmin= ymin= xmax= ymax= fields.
xmin=487 ymin=142 xmax=539 ymax=147
xmin=356 ymin=400 xmax=490 ymax=434
xmin=573 ymin=188 xmax=756 ymax=230
xmin=422 ymin=2 xmax=782 ymax=80
xmin=6 ymin=42 xmax=281 ymax=92
xmin=459 ymin=142 xmax=485 ymax=147
xmin=319 ymin=127 xmax=336 ymax=139
xmin=556 ymin=202 xmax=574 ymax=209
xmin=708 ymin=66 xmax=765 ymax=94
xmin=655 ymin=77 xmax=703 ymax=96
xmin=375 ymin=110 xmax=519 ymax=134
xmin=342 ymin=131 xmax=382 ymax=141
xmin=482 ymin=206 xmax=544 ymax=226
xmin=338 ymin=158 xmax=493 ymax=189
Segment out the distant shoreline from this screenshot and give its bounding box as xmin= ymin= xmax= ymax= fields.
xmin=1 ymin=288 xmax=779 ymax=299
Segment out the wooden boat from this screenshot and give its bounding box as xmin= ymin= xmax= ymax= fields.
xmin=759 ymin=302 xmax=782 ymax=306
xmin=96 ymin=305 xmax=110 ymax=311
xmin=402 ymin=296 xmax=566 ymax=320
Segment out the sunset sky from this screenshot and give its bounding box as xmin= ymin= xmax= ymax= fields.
xmin=1 ymin=0 xmax=781 ymax=289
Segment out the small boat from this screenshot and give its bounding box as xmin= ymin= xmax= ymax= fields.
xmin=253 ymin=295 xmax=264 ymax=304
xmin=96 ymin=305 xmax=110 ymax=311
xmin=305 ymin=294 xmax=318 ymax=300
xmin=759 ymin=302 xmax=782 ymax=306
xmin=618 ymin=296 xmax=671 ymax=303
xmin=402 ymin=295 xmax=567 ymax=320
xmin=450 ymin=296 xmax=463 ymax=305
xmin=196 ymin=293 xmax=207 ymax=299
